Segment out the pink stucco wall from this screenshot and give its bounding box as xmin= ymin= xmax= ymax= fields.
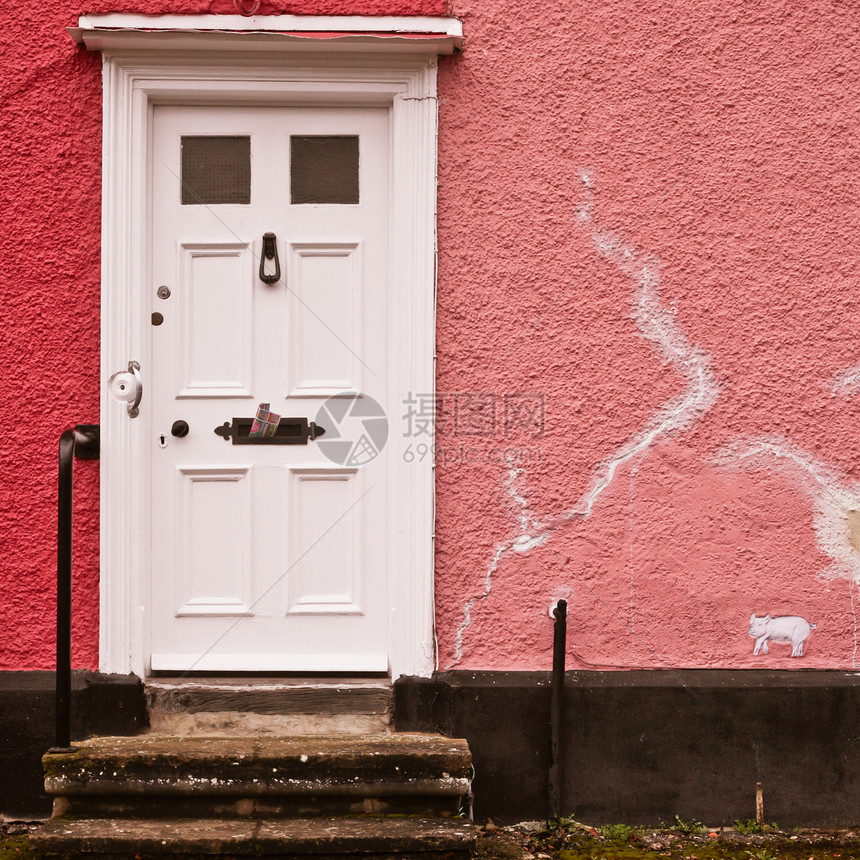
xmin=435 ymin=0 xmax=860 ymax=671
xmin=2 ymin=0 xmax=858 ymax=672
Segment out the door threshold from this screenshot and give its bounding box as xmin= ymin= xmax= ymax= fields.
xmin=146 ymin=672 xmax=391 ymax=684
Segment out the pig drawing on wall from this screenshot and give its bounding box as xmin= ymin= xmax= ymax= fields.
xmin=748 ymin=614 xmax=816 ymax=658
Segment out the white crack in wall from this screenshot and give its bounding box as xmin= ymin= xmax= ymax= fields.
xmin=451 ymin=460 xmax=538 ymax=667
xmin=714 ymin=436 xmax=860 ymax=666
xmin=831 ymin=363 xmax=860 ymax=398
xmin=447 ymin=174 xmax=720 ymax=667
xmin=714 ymin=436 xmax=860 ymax=586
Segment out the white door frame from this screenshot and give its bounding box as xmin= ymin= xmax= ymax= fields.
xmin=90 ymin=24 xmax=450 ymax=679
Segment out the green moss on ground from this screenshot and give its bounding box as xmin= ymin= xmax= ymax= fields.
xmin=547 ymin=839 xmax=857 ymax=860
xmin=0 ymin=837 xmax=31 ymax=860
xmin=477 ymin=822 xmax=860 ymax=860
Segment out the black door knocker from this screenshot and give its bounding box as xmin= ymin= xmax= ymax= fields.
xmin=259 ymin=232 xmax=281 ymax=284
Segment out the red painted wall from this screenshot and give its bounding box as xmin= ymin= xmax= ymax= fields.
xmin=0 ymin=0 xmax=444 ymax=672
xmin=3 ymin=0 xmax=859 ymax=673
xmin=1 ymin=7 xmax=102 ymax=671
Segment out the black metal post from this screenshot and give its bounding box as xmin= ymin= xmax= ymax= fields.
xmin=51 ymin=425 xmax=99 ymax=754
xmin=548 ymin=598 xmax=567 ymax=820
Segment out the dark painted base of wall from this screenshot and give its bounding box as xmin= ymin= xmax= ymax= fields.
xmin=394 ymin=670 xmax=860 ymax=828
xmin=0 ymin=671 xmax=147 ymax=819
xmin=4 ymin=669 xmax=856 ymax=827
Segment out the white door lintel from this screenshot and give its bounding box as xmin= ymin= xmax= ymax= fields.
xmin=69 ymin=13 xmax=463 ymax=54
xmin=97 ymin=37 xmax=438 ymax=680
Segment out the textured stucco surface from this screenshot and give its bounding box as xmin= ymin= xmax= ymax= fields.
xmin=3 ymin=0 xmax=859 ymax=672
xmin=1 ymin=3 xmax=103 ymax=670
xmin=434 ymin=0 xmax=860 ymax=671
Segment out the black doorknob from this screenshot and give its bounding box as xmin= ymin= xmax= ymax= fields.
xmin=171 ymin=420 xmax=189 ymax=438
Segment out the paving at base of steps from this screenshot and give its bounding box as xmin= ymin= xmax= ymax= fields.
xmin=3 ymin=819 xmax=860 ymax=860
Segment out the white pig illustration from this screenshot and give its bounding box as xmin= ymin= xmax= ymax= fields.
xmin=748 ymin=613 xmax=816 ymax=657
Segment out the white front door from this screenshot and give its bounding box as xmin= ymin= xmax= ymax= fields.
xmin=149 ymin=104 xmax=390 ymax=673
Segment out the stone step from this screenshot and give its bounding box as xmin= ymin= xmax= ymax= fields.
xmin=52 ymin=792 xmax=462 ymax=821
xmin=147 ymin=677 xmax=393 ymax=715
xmin=146 ymin=678 xmax=393 ymax=736
xmin=30 ymin=816 xmax=477 ymax=858
xmin=43 ymin=734 xmax=472 ymax=811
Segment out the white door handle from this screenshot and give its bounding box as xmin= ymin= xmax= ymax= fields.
xmin=108 ymin=361 xmax=143 ymax=418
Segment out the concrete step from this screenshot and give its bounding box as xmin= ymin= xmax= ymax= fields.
xmin=51 ymin=793 xmax=462 ymax=820
xmin=43 ymin=734 xmax=472 ymax=819
xmin=146 ymin=677 xmax=393 ymax=736
xmin=30 ymin=816 xmax=477 ymax=858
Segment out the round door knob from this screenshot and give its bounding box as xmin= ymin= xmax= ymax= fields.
xmin=171 ymin=420 xmax=189 ymax=438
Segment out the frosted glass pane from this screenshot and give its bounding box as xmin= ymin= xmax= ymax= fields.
xmin=290 ymin=136 xmax=359 ymax=204
xmin=181 ymin=136 xmax=251 ymax=205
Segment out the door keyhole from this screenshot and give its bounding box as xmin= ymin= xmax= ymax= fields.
xmin=158 ymin=434 xmax=168 ymax=448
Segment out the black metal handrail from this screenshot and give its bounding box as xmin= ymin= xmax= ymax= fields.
xmin=50 ymin=424 xmax=100 ymax=754
xmin=548 ymin=598 xmax=567 ymax=819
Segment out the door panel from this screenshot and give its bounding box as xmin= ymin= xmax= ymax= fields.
xmin=287 ymin=468 xmax=361 ymax=614
xmin=150 ymin=105 xmax=389 ymax=673
xmin=175 ymin=466 xmax=253 ymax=616
xmin=178 ymin=243 xmax=254 ymax=398
xmin=287 ymin=243 xmax=362 ymax=395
